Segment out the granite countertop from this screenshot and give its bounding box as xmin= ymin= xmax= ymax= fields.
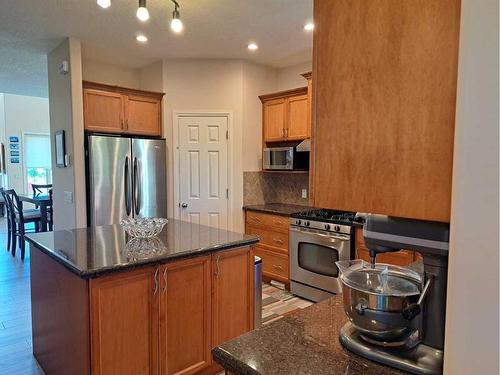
xmin=25 ymin=219 xmax=259 ymax=279
xmin=213 ymin=296 xmax=406 ymax=375
xmin=243 ymin=203 xmax=315 ymax=216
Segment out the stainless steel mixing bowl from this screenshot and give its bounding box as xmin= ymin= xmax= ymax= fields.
xmin=338 ymin=261 xmax=422 ymax=343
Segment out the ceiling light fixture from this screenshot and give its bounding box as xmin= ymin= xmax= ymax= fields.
xmin=304 ymin=22 xmax=314 ymax=31
xmin=170 ymin=0 xmax=184 ymax=33
xmin=136 ymin=0 xmax=150 ymax=21
xmin=247 ymin=42 xmax=258 ymax=51
xmin=97 ymin=0 xmax=111 ymax=8
xmin=136 ymin=34 xmax=148 ymax=43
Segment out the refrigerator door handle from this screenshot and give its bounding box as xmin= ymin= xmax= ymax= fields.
xmin=133 ymin=157 xmax=141 ymax=215
xmin=124 ymin=156 xmax=132 ymax=216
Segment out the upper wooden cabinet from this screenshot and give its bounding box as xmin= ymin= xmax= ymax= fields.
xmin=311 ymin=0 xmax=461 ymax=222
xmin=83 ymin=81 xmax=164 ymax=136
xmin=260 ymin=87 xmax=309 ymax=143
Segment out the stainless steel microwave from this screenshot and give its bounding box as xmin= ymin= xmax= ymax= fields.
xmin=262 ymin=146 xmax=309 ymax=171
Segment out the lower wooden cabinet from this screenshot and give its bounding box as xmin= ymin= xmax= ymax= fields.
xmin=160 ymin=256 xmax=212 ymax=375
xmin=90 ymin=267 xmax=159 ymax=375
xmin=212 ymin=248 xmax=254 ymax=346
xmin=88 ymin=249 xmax=253 ymax=375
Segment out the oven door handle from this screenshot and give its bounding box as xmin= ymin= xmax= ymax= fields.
xmin=290 ymin=226 xmax=350 ymax=242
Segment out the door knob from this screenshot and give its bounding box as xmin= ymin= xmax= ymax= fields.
xmin=180 ymin=202 xmax=188 ymax=208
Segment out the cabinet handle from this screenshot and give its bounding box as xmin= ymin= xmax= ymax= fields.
xmin=153 ymin=268 xmax=159 ymax=295
xmin=215 ymin=255 xmax=221 ymax=277
xmin=285 ymin=128 xmax=288 ymax=138
xmin=162 ymin=268 xmax=167 ymax=293
xmin=273 ymin=238 xmax=284 ymax=245
xmin=272 ymin=264 xmax=284 ymax=271
xmin=282 ymin=128 xmax=285 ymax=138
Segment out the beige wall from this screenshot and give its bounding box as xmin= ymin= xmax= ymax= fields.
xmin=276 ymin=61 xmax=312 ymax=91
xmin=48 ymin=37 xmax=86 ymax=230
xmin=82 ymin=60 xmax=141 ymax=88
xmin=444 ymin=0 xmax=499 ymax=373
xmin=242 ymin=62 xmax=277 ymax=172
xmin=0 ymin=94 xmax=50 ymax=194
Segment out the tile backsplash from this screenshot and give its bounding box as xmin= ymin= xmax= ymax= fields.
xmin=243 ymin=171 xmax=310 ymax=206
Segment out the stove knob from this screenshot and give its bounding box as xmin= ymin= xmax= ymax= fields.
xmin=334 ymin=225 xmax=341 ymax=232
xmin=305 ymin=221 xmax=310 ymax=227
xmin=296 ymin=219 xmax=301 ymax=225
xmin=324 ymin=224 xmax=331 ymax=230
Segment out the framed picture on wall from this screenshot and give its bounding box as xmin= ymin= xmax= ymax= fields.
xmin=55 ymin=130 xmax=66 ymax=167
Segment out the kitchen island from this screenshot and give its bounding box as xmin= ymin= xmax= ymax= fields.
xmin=26 ymin=219 xmax=259 ymax=375
xmin=212 ymin=296 xmax=406 ymax=375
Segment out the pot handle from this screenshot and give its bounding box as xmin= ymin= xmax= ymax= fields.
xmin=402 ymin=277 xmax=433 ymax=321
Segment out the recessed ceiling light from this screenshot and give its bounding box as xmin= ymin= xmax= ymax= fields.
xmin=97 ymin=0 xmax=111 ymax=8
xmin=304 ymin=22 xmax=314 ymax=31
xmin=136 ymin=34 xmax=148 ymax=43
xmin=247 ymin=43 xmax=258 ymax=51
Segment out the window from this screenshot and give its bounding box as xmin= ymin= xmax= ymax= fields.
xmin=24 ymin=133 xmax=52 ymax=193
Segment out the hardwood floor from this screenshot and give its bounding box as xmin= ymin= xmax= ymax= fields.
xmin=0 ymin=219 xmax=44 ymax=374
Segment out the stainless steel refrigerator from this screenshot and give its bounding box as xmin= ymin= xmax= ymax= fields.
xmin=86 ymin=135 xmax=167 ymax=227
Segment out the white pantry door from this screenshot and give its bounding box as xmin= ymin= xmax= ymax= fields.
xmin=178 ymin=115 xmax=229 ymax=230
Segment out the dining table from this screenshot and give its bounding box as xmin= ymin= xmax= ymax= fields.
xmin=18 ymin=194 xmax=52 ymax=232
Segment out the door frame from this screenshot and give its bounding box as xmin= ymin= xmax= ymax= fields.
xmin=172 ymin=111 xmax=233 ymax=230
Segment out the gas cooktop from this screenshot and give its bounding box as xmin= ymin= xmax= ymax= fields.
xmin=291 ymin=209 xmax=357 ymax=225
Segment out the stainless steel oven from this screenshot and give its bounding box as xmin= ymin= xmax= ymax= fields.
xmin=262 ymin=146 xmax=309 ymax=171
xmin=289 ymin=217 xmax=353 ymax=302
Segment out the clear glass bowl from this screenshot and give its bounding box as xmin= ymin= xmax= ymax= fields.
xmin=122 ymin=237 xmax=167 ymax=261
xmin=120 ymin=218 xmax=168 ymax=238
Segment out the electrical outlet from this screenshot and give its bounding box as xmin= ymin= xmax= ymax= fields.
xmin=64 ymin=191 xmax=73 ymax=203
xmin=301 ymin=189 xmax=308 ymax=199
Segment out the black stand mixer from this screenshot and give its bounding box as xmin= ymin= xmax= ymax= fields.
xmin=338 ymin=214 xmax=450 ymax=375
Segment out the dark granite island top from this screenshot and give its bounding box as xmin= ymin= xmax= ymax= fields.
xmin=25 ymin=218 xmax=259 ymax=278
xmin=243 ymin=203 xmax=315 ymax=216
xmin=212 ymin=296 xmax=406 ymax=375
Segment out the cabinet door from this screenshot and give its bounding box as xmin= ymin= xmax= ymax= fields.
xmin=90 ymin=267 xmax=159 ymax=375
xmin=159 ymin=256 xmax=212 ymax=375
xmin=312 ymin=0 xmax=460 ymax=222
xmin=286 ymin=94 xmax=309 ymax=140
xmin=212 ymin=247 xmax=254 ymax=347
xmin=84 ymin=88 xmax=124 ymax=133
xmin=263 ymin=98 xmax=286 ymax=142
xmin=126 ymin=95 xmax=162 ymax=136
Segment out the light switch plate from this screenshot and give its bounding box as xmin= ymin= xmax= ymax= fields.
xmin=301 ymin=189 xmax=308 ymax=199
xmin=64 ymin=191 xmax=73 ymax=203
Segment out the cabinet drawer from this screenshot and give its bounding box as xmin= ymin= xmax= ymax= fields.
xmin=246 ymin=225 xmax=288 ymax=252
xmin=254 ymin=246 xmax=289 ymax=283
xmin=245 ymin=211 xmax=289 ymax=233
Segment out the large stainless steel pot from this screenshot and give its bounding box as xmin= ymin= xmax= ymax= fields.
xmin=337 ymin=260 xmax=423 ymax=343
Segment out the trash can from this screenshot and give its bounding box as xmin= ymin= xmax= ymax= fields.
xmin=254 ymin=256 xmax=262 ymax=328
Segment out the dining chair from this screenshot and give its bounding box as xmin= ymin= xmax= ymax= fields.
xmin=32 ymin=184 xmax=53 ymax=209
xmin=0 ymin=189 xmax=14 ymax=253
xmin=2 ymin=189 xmax=41 ymax=259
xmin=47 ymin=188 xmax=53 ymax=231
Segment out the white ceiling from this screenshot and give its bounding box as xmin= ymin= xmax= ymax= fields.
xmin=0 ymin=0 xmax=313 ymax=97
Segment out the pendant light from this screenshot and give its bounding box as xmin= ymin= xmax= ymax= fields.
xmin=136 ymin=0 xmax=150 ymax=21
xmin=97 ymin=0 xmax=111 ymax=8
xmin=170 ymin=0 xmax=183 ymax=33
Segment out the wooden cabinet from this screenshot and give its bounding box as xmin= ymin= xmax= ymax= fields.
xmin=260 ymin=87 xmax=309 ymax=143
xmin=159 ymin=256 xmax=212 ymax=375
xmin=245 ymin=210 xmax=290 ymax=285
xmin=311 ymin=0 xmax=460 ymax=222
xmin=83 ymin=89 xmax=124 ymax=133
xmin=263 ymin=98 xmax=286 ymax=142
xmin=83 ymin=81 xmax=164 ymax=136
xmin=355 ymin=227 xmax=420 ymax=266
xmin=89 ymin=252 xmax=254 ymax=375
xmin=212 ymin=248 xmax=254 ymax=347
xmin=90 ymin=267 xmax=159 ymax=375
